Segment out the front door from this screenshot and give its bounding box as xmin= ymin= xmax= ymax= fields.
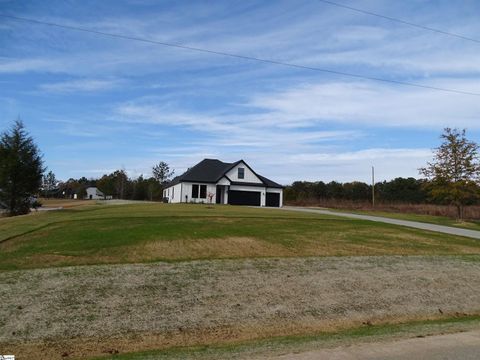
xmin=216 ymin=185 xmax=222 ymax=204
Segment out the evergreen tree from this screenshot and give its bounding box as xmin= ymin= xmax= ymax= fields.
xmin=420 ymin=128 xmax=480 ymax=219
xmin=152 ymin=161 xmax=174 ymax=184
xmin=0 ymin=120 xmax=44 ymax=215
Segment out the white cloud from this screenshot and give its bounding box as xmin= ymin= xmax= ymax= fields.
xmin=0 ymin=58 xmax=61 ymax=74
xmin=285 ymin=148 xmax=432 ymax=164
xmin=248 ymin=80 xmax=480 ymax=129
xmin=107 ymin=97 xmax=434 ymax=183
xmin=113 ymin=101 xmax=363 ymax=148
xmin=243 ymin=148 xmax=434 ymax=184
xmin=39 ymin=79 xmax=122 ymax=93
xmin=3 ymin=2 xmax=480 ymax=80
xmin=154 ymin=147 xmax=433 ymax=184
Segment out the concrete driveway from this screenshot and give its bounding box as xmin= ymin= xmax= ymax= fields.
xmin=264 ymin=330 xmax=480 ymax=360
xmin=282 ymin=206 xmax=480 ymax=240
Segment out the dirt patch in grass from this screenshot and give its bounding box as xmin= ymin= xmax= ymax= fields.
xmin=39 ymin=199 xmax=92 ymax=208
xmin=2 ymin=256 xmax=480 ymax=359
xmin=3 ymin=315 xmax=475 ymax=360
xmin=139 ymin=237 xmax=293 ymax=259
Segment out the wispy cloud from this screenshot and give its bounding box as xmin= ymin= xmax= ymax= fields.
xmin=248 ymin=80 xmax=480 ymax=129
xmin=2 ymin=1 xmax=479 ymax=182
xmin=113 ymin=100 xmax=363 ymax=147
xmin=39 ymin=78 xmax=123 ymax=93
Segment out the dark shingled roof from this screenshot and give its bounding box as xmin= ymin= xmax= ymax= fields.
xmin=166 ymin=159 xmax=283 ymax=188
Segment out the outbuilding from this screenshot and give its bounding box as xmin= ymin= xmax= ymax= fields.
xmin=85 ymin=187 xmax=107 ymax=200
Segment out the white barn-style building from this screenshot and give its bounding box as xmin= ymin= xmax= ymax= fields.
xmin=84 ymin=186 xmax=107 ymax=200
xmin=163 ymin=159 xmax=283 ymax=207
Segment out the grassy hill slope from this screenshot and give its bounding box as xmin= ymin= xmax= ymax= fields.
xmin=2 ymin=201 xmax=480 ymax=360
xmin=1 ymin=202 xmax=480 ymax=270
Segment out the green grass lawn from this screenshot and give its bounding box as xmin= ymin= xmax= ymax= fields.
xmin=327 ymin=208 xmax=480 ymax=231
xmin=1 ymin=202 xmax=480 ymax=270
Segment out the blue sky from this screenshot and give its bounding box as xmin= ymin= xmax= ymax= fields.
xmin=1 ymin=0 xmax=480 ymax=184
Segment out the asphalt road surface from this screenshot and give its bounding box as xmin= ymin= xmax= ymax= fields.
xmin=266 ymin=330 xmax=480 ymax=360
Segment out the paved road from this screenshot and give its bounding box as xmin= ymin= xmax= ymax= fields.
xmin=283 ymin=206 xmax=480 ymax=240
xmin=265 ymin=330 xmax=480 ymax=360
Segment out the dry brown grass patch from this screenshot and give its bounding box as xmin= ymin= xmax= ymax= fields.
xmin=138 ymin=237 xmax=294 ymax=260
xmin=39 ymin=198 xmax=93 ymax=208
xmin=3 ymin=313 xmax=476 ymax=360
xmin=3 ymin=256 xmax=480 ymax=360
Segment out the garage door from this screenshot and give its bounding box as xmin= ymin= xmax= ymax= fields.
xmin=228 ymin=190 xmax=261 ymax=206
xmin=266 ymin=192 xmax=280 ymax=207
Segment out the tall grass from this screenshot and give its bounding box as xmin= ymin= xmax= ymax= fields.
xmin=286 ymin=198 xmax=480 ymax=220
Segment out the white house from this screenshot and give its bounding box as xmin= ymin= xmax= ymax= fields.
xmin=163 ymin=159 xmax=283 ymax=207
xmin=85 ymin=186 xmax=107 ymax=200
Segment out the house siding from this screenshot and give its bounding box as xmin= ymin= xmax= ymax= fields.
xmin=166 ymin=183 xmax=182 ymax=203
xmin=172 ymin=183 xmax=182 ymax=203
xmin=217 ymin=177 xmax=230 ymax=186
xmin=225 ymin=162 xmax=263 ymax=184
xmin=181 ymin=182 xmax=217 ymax=203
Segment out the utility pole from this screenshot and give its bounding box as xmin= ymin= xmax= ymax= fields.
xmin=372 ymin=166 xmax=375 ymax=207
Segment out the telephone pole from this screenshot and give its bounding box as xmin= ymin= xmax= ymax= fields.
xmin=372 ymin=166 xmax=375 ymax=207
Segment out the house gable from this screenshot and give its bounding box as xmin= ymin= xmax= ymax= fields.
xmin=225 ymin=161 xmax=263 ymax=184
xmin=217 ymin=176 xmax=231 ymax=186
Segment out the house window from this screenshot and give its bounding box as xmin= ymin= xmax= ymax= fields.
xmin=192 ymin=184 xmax=207 ymax=199
xmin=192 ymin=184 xmax=199 ymax=198
xmin=172 ymin=187 xmax=174 ymax=199
xmin=199 ymin=185 xmax=207 ymax=199
xmin=238 ymin=167 xmax=245 ymax=179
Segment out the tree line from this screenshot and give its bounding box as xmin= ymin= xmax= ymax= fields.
xmin=285 ymin=128 xmax=480 ymax=219
xmin=284 ymin=177 xmax=429 ymax=204
xmin=54 ymin=165 xmax=173 ymax=202
xmin=1 ymin=120 xmax=479 ymax=219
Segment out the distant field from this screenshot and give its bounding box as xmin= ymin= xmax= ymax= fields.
xmin=289 ymin=199 xmax=480 ymax=222
xmin=1 ymin=202 xmax=480 ymax=270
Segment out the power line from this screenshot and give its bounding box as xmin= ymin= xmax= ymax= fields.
xmin=317 ymin=0 xmax=480 ymax=44
xmin=1 ymin=13 xmax=480 ymax=97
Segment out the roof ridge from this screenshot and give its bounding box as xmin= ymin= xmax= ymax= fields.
xmin=164 ymin=158 xmax=282 ymax=189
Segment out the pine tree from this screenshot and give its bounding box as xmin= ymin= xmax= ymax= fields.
xmin=152 ymin=161 xmax=174 ymax=184
xmin=0 ymin=120 xmax=44 ymax=215
xmin=420 ymin=128 xmax=480 ymax=219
